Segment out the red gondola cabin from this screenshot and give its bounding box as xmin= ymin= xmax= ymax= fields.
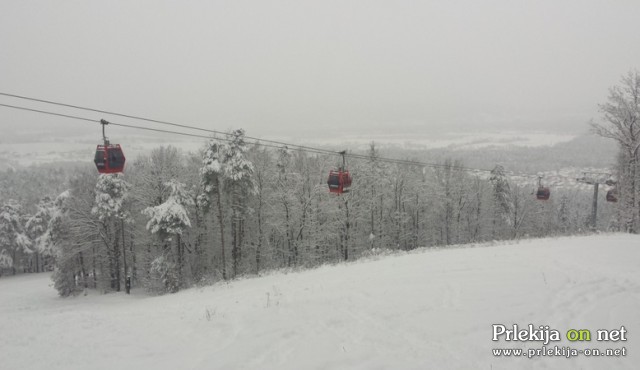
xmin=327 ymin=169 xmax=352 ymax=194
xmin=94 ymin=144 xmax=126 ymax=174
xmin=536 ymin=187 xmax=550 ymax=200
xmin=606 ymin=189 xmax=618 ymax=202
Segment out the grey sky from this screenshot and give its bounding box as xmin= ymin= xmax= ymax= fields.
xmin=1 ymin=0 xmax=639 ymax=142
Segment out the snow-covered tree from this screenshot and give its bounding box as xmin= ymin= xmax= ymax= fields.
xmin=359 ymin=143 xmax=388 ymax=250
xmin=92 ymin=174 xmax=131 ymax=221
xmin=274 ymin=146 xmax=298 ymax=265
xmin=557 ymin=194 xmax=571 ymax=233
xmin=249 ymin=148 xmax=268 ymax=272
xmin=0 ymin=200 xmax=32 ymax=275
xmin=38 ymin=191 xmax=70 ymax=259
xmin=489 ymin=165 xmax=513 ymax=238
xmin=592 ymin=70 xmax=640 ymax=233
xmin=432 ymin=160 xmax=471 ymax=246
xmin=92 ymin=174 xmax=132 ymax=291
xmin=45 ymin=190 xmax=80 ymax=296
xmin=143 ymin=179 xmax=194 ymax=292
xmin=200 ymin=139 xmax=227 ymax=280
xmin=25 ymin=196 xmax=54 ymax=272
xmin=222 ymin=129 xmax=257 ymax=276
xmin=143 ymin=180 xmax=193 ymax=235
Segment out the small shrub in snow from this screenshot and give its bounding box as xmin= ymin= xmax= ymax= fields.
xmin=52 ymin=266 xmax=80 ymax=297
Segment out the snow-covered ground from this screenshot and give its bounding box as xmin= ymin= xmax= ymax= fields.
xmin=1 ymin=234 xmax=639 ymax=370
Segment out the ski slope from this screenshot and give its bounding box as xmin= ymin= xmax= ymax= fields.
xmin=1 ymin=234 xmax=639 ymax=370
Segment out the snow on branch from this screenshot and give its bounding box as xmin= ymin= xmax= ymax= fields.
xmin=91 ymin=174 xmax=131 ymax=221
xmin=143 ymin=179 xmax=194 ymax=235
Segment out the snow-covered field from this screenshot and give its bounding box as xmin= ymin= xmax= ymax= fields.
xmin=1 ymin=234 xmax=639 ymax=370
xmin=309 ymin=131 xmax=576 ymax=151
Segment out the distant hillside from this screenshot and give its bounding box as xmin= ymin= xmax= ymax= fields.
xmin=405 ymin=133 xmax=617 ymax=174
xmin=0 ymin=130 xmax=618 ymax=177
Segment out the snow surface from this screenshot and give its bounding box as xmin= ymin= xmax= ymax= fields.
xmin=1 ymin=234 xmax=639 ymax=370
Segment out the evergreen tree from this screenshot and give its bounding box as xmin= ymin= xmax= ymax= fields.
xmin=0 ymin=200 xmax=32 ymax=275
xmin=489 ymin=165 xmax=513 ymax=239
xmin=92 ymin=174 xmax=132 ymax=291
xmin=142 ymin=179 xmax=194 ymax=292
xmin=221 ymin=129 xmax=257 ymax=276
xmin=25 ymin=196 xmax=53 ymax=272
xmin=200 ymin=139 xmax=227 ymax=280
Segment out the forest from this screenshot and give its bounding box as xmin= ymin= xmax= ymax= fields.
xmin=1 ymin=70 xmax=639 ymax=297
xmin=0 ymin=130 xmax=616 ymax=296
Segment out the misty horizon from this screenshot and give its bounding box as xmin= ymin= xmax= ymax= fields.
xmin=2 ymin=1 xmax=639 ymax=147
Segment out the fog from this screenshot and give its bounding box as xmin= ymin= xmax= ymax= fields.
xmin=2 ymin=0 xmax=639 ymax=143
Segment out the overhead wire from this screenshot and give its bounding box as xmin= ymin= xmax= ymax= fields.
xmin=0 ymin=103 xmax=97 ymax=123
xmin=0 ymin=93 xmax=517 ymax=175
xmin=0 ymin=102 xmax=321 ymax=152
xmin=0 ymin=92 xmax=338 ymax=156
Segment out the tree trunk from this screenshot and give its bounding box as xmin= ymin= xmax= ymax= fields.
xmin=284 ymin=202 xmax=292 ymax=266
xmin=92 ymin=244 xmax=97 ymax=289
xmin=176 ymin=233 xmax=183 ymax=287
xmin=256 ymin=201 xmax=263 ymax=274
xmin=130 ymin=234 xmax=136 ymax=286
xmin=343 ymin=199 xmax=350 ymax=260
xmin=629 ymin=153 xmax=638 ymax=233
xmin=121 ymin=219 xmax=128 ymax=292
xmin=215 ymin=178 xmax=227 ymax=280
xmin=231 ymin=213 xmax=237 ymax=277
xmin=79 ymin=252 xmax=88 ymax=289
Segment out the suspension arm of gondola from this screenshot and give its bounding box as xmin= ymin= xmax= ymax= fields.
xmin=100 ymin=119 xmax=110 ymax=145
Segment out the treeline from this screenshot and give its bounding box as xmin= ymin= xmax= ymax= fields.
xmin=0 ymin=129 xmax=612 ymax=296
xmin=592 ymin=70 xmax=640 ymax=234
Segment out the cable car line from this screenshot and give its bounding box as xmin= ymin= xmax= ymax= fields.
xmin=0 ymin=98 xmax=562 ymax=181
xmin=107 ymin=122 xmax=330 ymax=153
xmin=0 ymin=91 xmax=338 ymax=157
xmin=0 ymin=92 xmax=523 ymax=173
xmin=0 ymin=102 xmax=329 ymax=153
xmin=0 ymin=99 xmax=494 ymax=173
xmin=0 ymin=103 xmax=98 ymax=123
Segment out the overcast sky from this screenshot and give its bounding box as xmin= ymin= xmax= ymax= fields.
xmin=1 ymin=0 xmax=640 ymax=143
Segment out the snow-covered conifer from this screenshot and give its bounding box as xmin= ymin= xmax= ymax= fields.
xmin=489 ymin=165 xmax=513 ymax=237
xmin=92 ymin=174 xmax=131 ymax=221
xmin=222 ymin=129 xmax=257 ymax=276
xmin=200 ymin=139 xmax=228 ymax=279
xmin=0 ymin=200 xmax=32 ymax=274
xmin=143 ymin=179 xmax=194 ymax=292
xmin=143 ymin=179 xmax=194 ymax=236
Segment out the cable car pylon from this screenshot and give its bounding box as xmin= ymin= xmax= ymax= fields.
xmin=576 ymin=172 xmax=615 ymax=230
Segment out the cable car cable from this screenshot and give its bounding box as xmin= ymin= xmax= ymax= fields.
xmin=0 ymin=92 xmax=338 ymax=156
xmin=0 ymin=102 xmax=328 ymax=153
xmin=0 ymin=91 xmax=515 ymax=173
xmin=0 ymin=103 xmax=98 ymax=123
xmin=0 ymin=99 xmax=544 ymax=177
